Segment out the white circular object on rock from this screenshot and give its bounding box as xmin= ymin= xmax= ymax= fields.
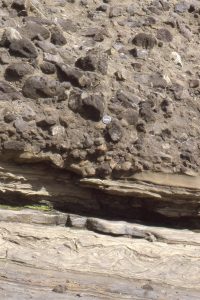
xmin=102 ymin=115 xmax=112 ymax=125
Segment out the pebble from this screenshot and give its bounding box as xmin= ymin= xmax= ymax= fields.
xmin=22 ymin=76 xmax=67 ymax=100
xmin=5 ymin=63 xmax=34 ymax=80
xmin=189 ymin=79 xmax=199 ymax=88
xmin=40 ymin=62 xmax=56 ymax=74
xmin=81 ymin=94 xmax=105 ymax=121
xmin=157 ymin=28 xmax=173 ymax=42
xmin=171 ymin=52 xmax=183 ymax=67
xmin=76 ymin=49 xmax=108 ymax=75
xmin=0 ymin=50 xmax=10 ymax=64
xmin=9 ymin=38 xmax=38 ymax=58
xmin=11 ymin=0 xmax=30 ymax=13
xmin=107 ymin=120 xmax=123 ymax=142
xmin=175 ymin=2 xmax=189 ymax=13
xmin=130 ymin=48 xmax=148 ymax=59
xmin=2 ymin=28 xmax=22 ymax=44
xmin=132 ymin=33 xmax=157 ymax=49
xmin=50 ymin=26 xmax=67 ymax=46
xmin=20 ymin=21 xmax=51 ymax=41
xmin=109 ymin=6 xmax=125 ymax=18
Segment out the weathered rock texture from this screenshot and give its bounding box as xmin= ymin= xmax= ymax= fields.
xmin=0 ymin=0 xmax=200 ymax=298
xmin=0 ymin=0 xmax=199 ymax=178
xmin=0 ymin=161 xmax=199 ymax=298
xmin=0 ymin=213 xmax=200 ymax=299
xmin=0 ymin=161 xmax=200 ymax=226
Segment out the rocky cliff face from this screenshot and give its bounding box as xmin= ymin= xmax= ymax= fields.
xmin=0 ymin=0 xmax=200 ymax=178
xmin=0 ymin=0 xmax=200 ymax=299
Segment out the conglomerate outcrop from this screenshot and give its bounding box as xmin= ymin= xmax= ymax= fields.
xmin=0 ymin=0 xmax=200 ymax=299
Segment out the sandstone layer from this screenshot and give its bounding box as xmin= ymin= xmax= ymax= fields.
xmin=0 ymin=211 xmax=200 ymax=299
xmin=0 ymin=0 xmax=200 ymax=298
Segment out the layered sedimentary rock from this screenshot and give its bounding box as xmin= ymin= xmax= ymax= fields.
xmin=0 ymin=211 xmax=200 ymax=299
xmin=0 ymin=161 xmax=200 ymax=225
xmin=0 ymin=0 xmax=200 ymax=298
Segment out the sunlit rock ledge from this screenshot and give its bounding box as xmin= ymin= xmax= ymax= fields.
xmin=0 ymin=161 xmax=199 ymax=225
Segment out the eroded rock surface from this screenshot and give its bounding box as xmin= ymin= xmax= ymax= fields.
xmin=0 ymin=0 xmax=200 ymax=298
xmin=0 ymin=213 xmax=199 ymax=299
xmin=0 ymin=0 xmax=199 ymax=178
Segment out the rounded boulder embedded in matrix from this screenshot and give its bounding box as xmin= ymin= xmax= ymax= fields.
xmin=132 ymin=33 xmax=157 ymax=49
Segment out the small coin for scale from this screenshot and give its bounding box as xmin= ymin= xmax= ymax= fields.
xmin=102 ymin=115 xmax=112 ymax=124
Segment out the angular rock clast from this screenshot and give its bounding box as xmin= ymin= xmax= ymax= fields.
xmin=22 ymin=76 xmax=67 ymax=100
